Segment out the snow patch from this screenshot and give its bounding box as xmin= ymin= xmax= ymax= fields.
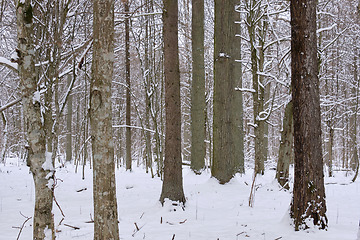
xmin=33 ymin=91 xmax=40 ymax=104
xmin=46 ymin=178 xmax=54 ymax=189
xmin=44 ymin=226 xmax=52 ymax=239
xmin=218 ymin=52 xmax=231 ymax=58
xmin=42 ymin=152 xmax=54 ymax=171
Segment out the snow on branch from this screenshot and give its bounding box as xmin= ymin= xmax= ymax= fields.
xmin=317 ymin=23 xmax=337 ymax=34
xmin=0 ymin=56 xmax=18 ymax=72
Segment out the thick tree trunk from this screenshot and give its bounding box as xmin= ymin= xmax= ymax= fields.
xmin=190 ymin=0 xmax=206 ymax=174
xmin=16 ymin=1 xmax=55 ymax=239
xmin=160 ymin=0 xmax=186 ymax=204
xmin=276 ymin=100 xmax=293 ymax=189
xmin=125 ymin=0 xmax=132 ymax=171
xmin=212 ymin=0 xmax=244 ymax=184
xmin=290 ymin=0 xmax=328 ymax=230
xmin=91 ymin=0 xmax=120 ymax=239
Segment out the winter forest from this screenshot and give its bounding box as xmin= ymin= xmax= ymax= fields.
xmin=0 ymin=0 xmax=360 ymax=239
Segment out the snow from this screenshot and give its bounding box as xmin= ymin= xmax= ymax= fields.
xmin=42 ymin=152 xmax=54 ymax=171
xmin=0 ymin=56 xmax=18 ymax=70
xmin=0 ymin=157 xmax=359 ymax=239
xmin=32 ymin=90 xmax=40 ymax=104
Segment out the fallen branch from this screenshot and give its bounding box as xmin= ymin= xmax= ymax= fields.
xmin=64 ymin=224 xmax=80 ymax=230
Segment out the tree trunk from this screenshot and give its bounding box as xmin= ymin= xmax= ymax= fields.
xmin=351 ymin=44 xmax=359 ymax=182
xmin=16 ymin=1 xmax=55 ymax=239
xmin=212 ymin=0 xmax=244 ymax=184
xmin=290 ymin=0 xmax=328 ymax=230
xmin=91 ymin=0 xmax=120 ymax=239
xmin=160 ymin=0 xmax=186 ymax=204
xmin=327 ymin=127 xmax=334 ymax=177
xmin=190 ymin=0 xmax=206 ymax=174
xmin=1 ymin=111 xmax=7 ymax=163
xmin=276 ymin=100 xmax=293 ymax=189
xmin=246 ymin=0 xmax=267 ymax=175
xmin=125 ymin=0 xmax=132 ymax=171
xmin=66 ymin=74 xmax=73 ymax=162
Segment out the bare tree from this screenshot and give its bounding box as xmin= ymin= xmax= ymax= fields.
xmin=290 ymin=0 xmax=328 ymax=230
xmin=190 ymin=0 xmax=206 ymax=173
xmin=16 ymin=0 xmax=55 ymax=239
xmin=124 ymin=0 xmax=132 ymax=171
xmin=91 ymin=0 xmax=120 ymax=238
xmin=212 ymin=0 xmax=244 ymax=184
xmin=160 ymin=0 xmax=186 ymax=204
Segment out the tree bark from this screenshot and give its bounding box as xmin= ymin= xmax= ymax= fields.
xmin=125 ymin=0 xmax=132 ymax=171
xmin=16 ymin=1 xmax=55 ymax=239
xmin=91 ymin=0 xmax=120 ymax=239
xmin=160 ymin=0 xmax=186 ymax=204
xmin=66 ymin=75 xmax=73 ymax=162
xmin=212 ymin=0 xmax=244 ymax=184
xmin=290 ymin=0 xmax=328 ymax=230
xmin=1 ymin=111 xmax=7 ymax=163
xmin=190 ymin=0 xmax=206 ymax=174
xmin=276 ymin=100 xmax=293 ymax=189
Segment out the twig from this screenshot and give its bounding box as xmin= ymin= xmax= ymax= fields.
xmin=172 ymin=234 xmax=175 ymax=240
xmin=134 ymin=222 xmax=140 ymax=231
xmin=64 ymin=223 xmax=80 ymax=230
xmin=54 ymin=194 xmax=65 ymax=218
xmin=249 ymin=172 xmax=257 ymax=207
xmin=132 ymin=223 xmax=144 ymax=237
xmin=179 ymin=219 xmax=187 ymax=224
xmin=58 ymin=218 xmax=64 ymax=226
xmin=274 ymin=237 xmax=282 ymax=240
xmin=76 ymin=188 xmax=87 ymax=192
xmin=16 ymin=212 xmax=32 ymax=240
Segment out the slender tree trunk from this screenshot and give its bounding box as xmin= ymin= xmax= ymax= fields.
xmin=91 ymin=0 xmax=120 ymax=238
xmin=144 ymin=0 xmax=153 ymax=175
xmin=16 ymin=1 xmax=55 ymax=239
xmin=190 ymin=0 xmax=206 ymax=174
xmin=125 ymin=0 xmax=132 ymax=171
xmin=1 ymin=111 xmax=7 ymax=163
xmin=276 ymin=100 xmax=293 ymax=189
xmin=328 ymin=127 xmax=334 ymax=177
xmin=160 ymin=0 xmax=186 ymax=204
xmin=66 ymin=75 xmax=73 ymax=162
xmin=290 ymin=0 xmax=328 ymax=230
xmin=234 ymin=0 xmax=245 ymax=173
xmin=351 ymin=44 xmax=359 ymax=182
xmin=246 ymin=0 xmax=267 ymax=175
xmin=212 ymin=0 xmax=243 ymax=184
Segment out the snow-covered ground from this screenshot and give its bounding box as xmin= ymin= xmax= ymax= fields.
xmin=0 ymin=157 xmax=359 ymax=240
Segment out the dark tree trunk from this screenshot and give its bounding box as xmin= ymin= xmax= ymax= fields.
xmin=160 ymin=0 xmax=186 ymax=204
xmin=290 ymin=0 xmax=328 ymax=230
xmin=66 ymin=75 xmax=73 ymax=162
xmin=190 ymin=0 xmax=206 ymax=174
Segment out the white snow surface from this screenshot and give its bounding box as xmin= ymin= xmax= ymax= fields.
xmin=0 ymin=157 xmax=359 ymax=239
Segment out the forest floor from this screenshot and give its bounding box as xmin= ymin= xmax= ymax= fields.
xmin=0 ymin=157 xmax=359 ymax=240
